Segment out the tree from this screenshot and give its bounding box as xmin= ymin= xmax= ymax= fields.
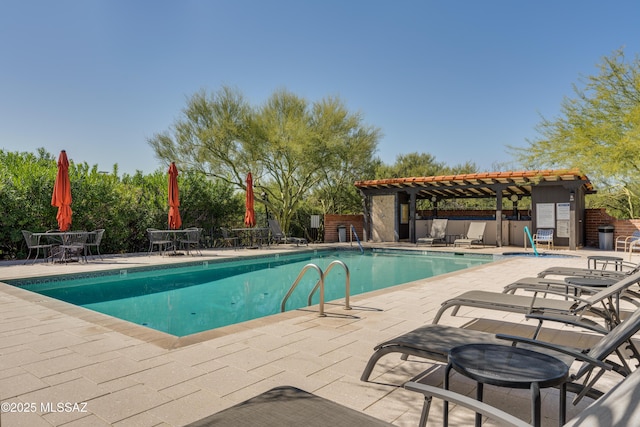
xmin=375 ymin=152 xmax=477 ymax=178
xmin=512 ymin=49 xmax=640 ymax=217
xmin=148 ymin=87 xmax=380 ymax=233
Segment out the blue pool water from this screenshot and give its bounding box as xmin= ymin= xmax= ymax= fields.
xmin=7 ymin=249 xmax=492 ymax=336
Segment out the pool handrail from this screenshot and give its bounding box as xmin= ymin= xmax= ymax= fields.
xmin=523 ymin=226 xmax=540 ymax=256
xmin=281 ymin=263 xmax=326 ymax=316
xmin=307 ymin=260 xmax=351 ymax=310
xmin=350 ymin=224 xmax=364 ymax=253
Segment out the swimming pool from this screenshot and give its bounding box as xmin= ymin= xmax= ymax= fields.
xmin=6 ymin=249 xmax=492 ymax=336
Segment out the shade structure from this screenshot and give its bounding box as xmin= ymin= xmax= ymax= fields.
xmin=244 ymin=172 xmax=256 ymax=227
xmin=168 ymin=162 xmax=182 ymax=230
xmin=51 ymin=150 xmax=73 ymax=231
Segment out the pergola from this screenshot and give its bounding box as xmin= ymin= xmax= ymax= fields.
xmin=355 ymin=169 xmax=595 ymax=249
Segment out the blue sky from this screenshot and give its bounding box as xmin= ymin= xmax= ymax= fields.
xmin=2 ymin=1 xmax=639 ymax=175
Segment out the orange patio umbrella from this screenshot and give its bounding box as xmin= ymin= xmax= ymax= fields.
xmin=244 ymin=172 xmax=256 ymax=227
xmin=51 ymin=150 xmax=73 ymax=231
xmin=168 ymin=162 xmax=182 ymax=230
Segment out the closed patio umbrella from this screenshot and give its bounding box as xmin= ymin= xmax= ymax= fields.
xmin=51 ymin=150 xmax=72 ymax=231
xmin=244 ymin=172 xmax=256 ymax=227
xmin=168 ymin=162 xmax=182 ymax=230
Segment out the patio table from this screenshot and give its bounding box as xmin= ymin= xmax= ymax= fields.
xmin=34 ymin=231 xmax=95 ymax=263
xmin=147 ymin=229 xmax=190 ymax=255
xmin=586 ymin=255 xmax=624 ymax=271
xmin=445 ymin=343 xmax=568 ymax=427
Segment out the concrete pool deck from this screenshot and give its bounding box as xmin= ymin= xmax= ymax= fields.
xmin=0 ymin=243 xmax=637 ymax=426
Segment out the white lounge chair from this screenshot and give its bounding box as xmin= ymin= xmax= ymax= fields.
xmin=453 ymin=222 xmax=486 ymax=247
xmin=416 ymin=218 xmax=447 ymax=245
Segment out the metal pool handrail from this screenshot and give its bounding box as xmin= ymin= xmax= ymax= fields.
xmin=307 ymin=260 xmax=351 ymax=311
xmin=350 ymin=224 xmax=364 ymax=253
xmin=523 ymin=226 xmax=539 ymax=256
xmin=281 ymin=263 xmax=326 ymax=316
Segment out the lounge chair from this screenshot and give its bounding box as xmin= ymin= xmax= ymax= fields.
xmin=537 ymin=261 xmax=640 ymax=280
xmin=502 ymin=276 xmax=622 ymax=298
xmin=453 ymin=222 xmax=486 ymax=247
xmin=431 ymin=270 xmax=640 ymax=327
xmin=532 ymin=228 xmax=554 ymax=249
xmin=21 ymin=230 xmax=53 ymax=264
xmin=404 ymin=361 xmax=640 ymax=427
xmin=416 ymin=218 xmax=447 ymax=245
xmin=268 ymin=219 xmax=307 ymax=246
xmin=185 ymin=385 xmax=392 ymax=427
xmin=361 ymin=304 xmax=640 ymax=405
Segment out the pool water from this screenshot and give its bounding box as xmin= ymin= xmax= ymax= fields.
xmin=7 ymin=249 xmax=492 ymax=336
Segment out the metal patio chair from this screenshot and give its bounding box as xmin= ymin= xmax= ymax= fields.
xmin=179 ymin=227 xmax=202 ymax=255
xmin=84 ymin=229 xmax=105 ymax=260
xmin=147 ymin=228 xmax=174 ymax=255
xmin=21 ymin=230 xmax=53 ymax=264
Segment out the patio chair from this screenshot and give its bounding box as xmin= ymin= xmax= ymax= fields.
xmin=362 ymin=302 xmax=640 ymax=406
xmin=502 ymin=275 xmax=621 ymax=298
xmin=404 ymin=363 xmax=640 ymax=427
xmin=59 ymin=231 xmax=89 ymax=262
xmin=453 ymin=222 xmax=486 ymax=247
xmin=21 ymin=230 xmax=53 ymax=264
xmin=537 ymin=261 xmax=640 ymax=280
xmin=532 ymin=228 xmax=554 ymax=249
xmin=185 ymin=386 xmax=392 ymax=427
xmin=179 ymin=227 xmax=202 ymax=255
xmin=431 ymin=270 xmax=640 ymax=328
xmin=268 ymin=219 xmax=307 ymax=246
xmin=220 ymin=227 xmax=239 ymax=249
xmin=615 ymin=230 xmax=640 ymax=252
xmin=84 ymin=229 xmax=105 ymax=260
xmin=147 ymin=228 xmax=174 ymax=255
xmin=416 ymin=218 xmax=448 ymax=245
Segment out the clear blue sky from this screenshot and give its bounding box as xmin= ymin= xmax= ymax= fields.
xmin=2 ymin=1 xmax=639 ymax=175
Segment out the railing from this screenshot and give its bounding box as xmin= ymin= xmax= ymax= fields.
xmin=523 ymin=226 xmax=539 ymax=256
xmin=280 ymin=261 xmax=352 ymax=317
xmin=281 ymin=264 xmax=326 ymax=316
xmin=307 ymin=260 xmax=351 ymax=310
xmin=350 ymin=224 xmax=364 ymax=253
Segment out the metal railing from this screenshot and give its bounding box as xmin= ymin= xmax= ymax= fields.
xmin=280 ymin=260 xmax=351 ymax=317
xmin=307 ymin=260 xmax=351 ymax=310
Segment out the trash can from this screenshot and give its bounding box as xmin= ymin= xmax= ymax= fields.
xmin=337 ymin=225 xmax=346 ymax=243
xmin=598 ymin=225 xmax=614 ymax=250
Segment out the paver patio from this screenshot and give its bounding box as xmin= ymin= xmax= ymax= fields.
xmin=0 ymin=244 xmax=635 ymax=426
